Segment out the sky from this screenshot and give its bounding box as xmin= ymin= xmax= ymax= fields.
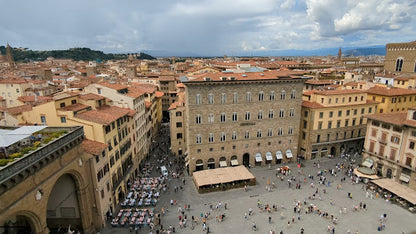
xmin=1 ymin=0 xmax=415 ymax=56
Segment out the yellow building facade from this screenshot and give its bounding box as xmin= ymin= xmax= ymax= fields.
xmin=366 ymin=86 xmax=416 ymax=114
xmin=300 ymin=89 xmax=378 ymax=159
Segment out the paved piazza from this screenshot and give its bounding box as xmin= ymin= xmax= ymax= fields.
xmin=103 ymin=156 xmax=416 ymax=234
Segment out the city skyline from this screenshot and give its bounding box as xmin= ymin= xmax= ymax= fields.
xmin=1 ymin=0 xmax=416 ymax=56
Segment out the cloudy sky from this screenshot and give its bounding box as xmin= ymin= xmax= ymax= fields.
xmin=1 ymin=0 xmax=415 ymax=56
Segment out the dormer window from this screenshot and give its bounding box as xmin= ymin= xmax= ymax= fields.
xmin=221 ymin=77 xmax=227 ymax=81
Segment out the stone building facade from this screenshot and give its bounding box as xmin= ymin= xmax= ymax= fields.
xmin=184 ymin=71 xmax=306 ymax=174
xmin=385 ymin=41 xmax=416 ymax=73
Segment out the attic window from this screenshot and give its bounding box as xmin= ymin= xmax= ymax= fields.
xmin=229 ymin=77 xmax=236 ymax=80
xmin=204 ymin=77 xmax=211 ymax=81
xmin=221 ymin=77 xmax=227 ymax=81
xmin=242 ymin=74 xmax=247 ymax=77
xmin=260 ymin=73 xmax=264 ymax=76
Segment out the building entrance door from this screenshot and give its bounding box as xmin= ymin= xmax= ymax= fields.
xmin=243 ymin=153 xmax=250 ymax=167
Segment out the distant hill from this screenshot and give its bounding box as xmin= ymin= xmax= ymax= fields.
xmin=0 ymin=46 xmax=156 ymax=62
xmin=343 ymin=46 xmax=386 ymax=56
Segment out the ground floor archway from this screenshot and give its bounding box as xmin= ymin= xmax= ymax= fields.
xmin=243 ymin=153 xmax=250 ymax=167
xmin=47 ymin=174 xmax=83 ymax=233
xmin=2 ymin=215 xmax=36 ymax=234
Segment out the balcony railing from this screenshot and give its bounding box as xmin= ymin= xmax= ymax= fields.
xmin=0 ymin=126 xmax=84 ymax=185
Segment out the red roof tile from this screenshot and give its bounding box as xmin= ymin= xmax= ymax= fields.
xmin=75 ymin=105 xmax=130 ymax=125
xmin=60 ymin=103 xmax=91 ymax=112
xmin=79 ymin=93 xmax=105 ymax=101
xmin=6 ymin=105 xmax=33 ymax=115
xmin=155 ymin=91 xmax=164 ymax=98
xmin=366 ymin=86 xmax=416 ymax=96
xmin=188 ymin=70 xmax=305 ymax=82
xmin=98 ymin=82 xmax=128 ymax=90
xmin=366 ymin=112 xmax=408 ymax=126
xmin=82 ymin=139 xmax=108 ymax=155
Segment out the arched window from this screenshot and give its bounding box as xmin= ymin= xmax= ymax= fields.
xmin=395 ymin=58 xmax=403 ymax=72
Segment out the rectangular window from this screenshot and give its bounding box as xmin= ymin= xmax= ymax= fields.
xmin=196 ymin=135 xmax=202 ymax=144
xmin=233 ymin=92 xmax=238 ymax=103
xmin=258 ymin=111 xmax=263 ymax=119
xmin=245 ymin=131 xmax=250 ymax=139
xmin=279 ymin=109 xmax=284 ymax=118
xmin=257 ymin=130 xmax=262 ymax=138
xmin=232 ymin=112 xmax=238 ymax=121
xmin=319 ymin=112 xmax=323 ymax=118
xmin=345 ymin=119 xmax=349 ymax=127
xmin=337 ymin=120 xmax=341 ymax=128
xmin=245 ymin=111 xmax=250 ymax=120
xmin=390 ymin=148 xmax=397 ymax=160
xmin=369 ymin=141 xmax=375 ymax=153
xmin=361 ymin=108 xmax=365 ymax=114
xmin=353 ymin=109 xmax=357 ymax=115
xmin=196 ymin=94 xmax=201 ymax=104
xmin=268 ymin=128 xmax=273 ymax=137
xmin=346 ymin=110 xmax=350 ymax=116
xmin=390 ymin=136 xmax=400 ymax=144
xmin=40 ymin=116 xmax=46 ymax=124
xmin=270 ymin=91 xmax=275 ymax=100
xmin=304 ymin=111 xmax=308 ymax=117
xmin=232 ymin=131 xmax=237 ymax=140
xmin=60 ymin=117 xmax=66 ymax=123
xmin=281 ymin=91 xmax=286 ymax=100
xmin=291 ymin=90 xmax=296 ymax=99
xmin=278 ymin=128 xmax=283 ymax=135
xmin=288 ymin=127 xmax=293 ymax=135
xmin=289 ymin=108 xmax=295 ymax=117
xmin=176 ymin=133 xmax=183 ymax=139
xmin=369 ymin=107 xmax=372 ymax=113
xmin=176 ymin=122 xmax=182 ymax=128
xmin=338 ymin=110 xmax=342 ymax=117
xmin=328 ymin=121 xmax=332 ymax=129
xmin=303 ymin=120 xmax=307 ymax=129
xmin=329 ymin=111 xmax=333 ymax=118
xmin=317 ymin=135 xmax=320 ymax=143
xmin=352 ymin=118 xmax=356 ymax=126
xmin=259 ymin=92 xmax=264 ymax=101
xmin=268 ymin=110 xmax=274 ymax=118
xmin=302 ymin=132 xmax=306 ymax=140
xmin=246 ymin=92 xmax=251 ymax=102
xmin=220 ymin=133 xmax=226 ymax=141
xmin=208 ymin=113 xmax=214 ymax=123
xmin=409 ymin=141 xmax=415 ymax=150
xmin=209 ymin=133 xmax=214 ymax=142
xmin=221 ymin=93 xmax=226 ymax=104
xmin=208 ymin=94 xmax=214 ymax=104
xmin=220 ymin=113 xmax=226 ymax=122
xmin=318 ymin=121 xmax=322 ymax=130
xmin=371 ymin=128 xmax=377 ymax=137
xmin=196 ymin=114 xmax=201 ymax=124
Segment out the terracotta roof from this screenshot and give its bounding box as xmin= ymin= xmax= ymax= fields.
xmin=79 ymin=93 xmax=105 ymax=101
xmin=0 ymin=77 xmax=28 ymax=84
xmin=145 ymin=101 xmax=152 ymax=109
xmin=17 ymin=95 xmax=53 ymax=103
xmin=366 ymin=112 xmax=408 ymax=126
xmin=395 ymin=76 xmax=416 ymax=81
xmin=60 ymin=103 xmax=90 ymax=112
xmin=75 ymin=105 xmax=130 ymax=125
xmin=155 ymin=91 xmax=164 ymax=98
xmin=177 ymin=83 xmax=185 ymax=88
xmin=98 ymin=82 xmax=128 ymax=90
xmin=5 ymin=105 xmax=33 ymax=115
xmin=131 ymin=83 xmax=157 ymax=93
xmin=188 ymin=70 xmax=305 ymax=82
xmin=158 ymin=76 xmax=176 ymax=81
xmin=81 ymin=139 xmax=108 ymax=155
xmin=305 ymin=80 xmax=333 ymax=85
xmin=302 ymin=100 xmax=378 ymax=109
xmin=313 ymin=89 xmax=365 ymax=95
xmin=366 ymin=86 xmax=416 ymax=96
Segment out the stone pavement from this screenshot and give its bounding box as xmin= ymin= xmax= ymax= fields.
xmin=102 ymin=127 xmax=416 ymax=234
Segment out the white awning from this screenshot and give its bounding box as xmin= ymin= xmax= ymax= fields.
xmin=361 ymin=158 xmax=374 ymax=168
xmin=255 ymin=153 xmax=263 ymax=162
xmin=286 ymin=149 xmax=293 ymax=158
xmin=400 ymin=174 xmax=410 ymax=183
xmin=266 ymin=152 xmax=273 ymax=161
xmin=276 ymin=151 xmax=283 ymax=159
xmin=231 ymin=159 xmax=239 ymax=166
xmin=219 ymin=161 xmax=227 ymax=167
xmin=196 ymin=162 xmax=204 ymax=166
